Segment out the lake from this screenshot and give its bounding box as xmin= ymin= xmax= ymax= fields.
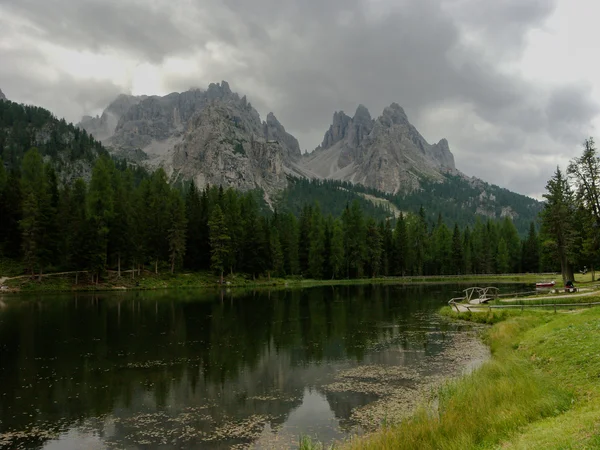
xmin=0 ymin=284 xmax=516 ymax=449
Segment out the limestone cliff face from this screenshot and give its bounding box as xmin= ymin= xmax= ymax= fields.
xmin=300 ymin=103 xmax=457 ymax=193
xmin=171 ymin=100 xmax=286 ymax=192
xmin=0 ymin=89 xmax=6 ymax=101
xmin=79 ymin=82 xmax=288 ymax=193
xmin=81 ymin=82 xmax=456 ymax=195
xmin=263 ymin=112 xmax=301 ymax=161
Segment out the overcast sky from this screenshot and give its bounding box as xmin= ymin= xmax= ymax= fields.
xmin=1 ymin=0 xmax=598 ymax=198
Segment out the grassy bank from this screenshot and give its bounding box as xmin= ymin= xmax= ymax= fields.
xmin=0 ymin=268 xmax=567 ymax=293
xmin=342 ymin=307 xmax=600 ymax=449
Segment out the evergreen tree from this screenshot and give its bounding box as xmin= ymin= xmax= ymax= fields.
xmin=279 ymin=212 xmax=300 ymax=275
xmin=451 ymin=224 xmax=464 ymax=275
xmin=343 ymin=201 xmax=367 ymax=277
xmin=463 ymin=227 xmax=472 ymax=274
xmin=496 ymin=238 xmax=510 ymax=274
xmin=184 ymin=182 xmax=205 ymax=270
xmin=365 ymin=217 xmax=383 ymax=277
xmin=87 ymin=155 xmax=115 ymax=280
xmin=392 ymin=213 xmax=408 ymax=276
xmin=329 ymin=219 xmax=345 ymax=279
xmin=168 ymin=191 xmax=187 ymax=273
xmin=208 ymin=205 xmax=230 ymax=284
xmin=381 ymin=220 xmax=393 ymax=276
xmin=521 ymin=222 xmax=540 ymax=273
xmin=407 ymin=207 xmax=428 ymax=275
xmin=432 ymin=217 xmax=451 ymax=275
xmin=308 ymin=205 xmax=326 ymax=279
xmin=20 ymin=148 xmax=50 ymax=275
xmin=540 ymin=167 xmax=577 ymax=283
xmin=500 ymin=217 xmax=521 ymax=272
xmin=0 ymin=168 xmax=22 ymax=258
xmin=298 ymin=205 xmax=313 ymax=275
xmin=268 ymin=228 xmax=285 ymax=278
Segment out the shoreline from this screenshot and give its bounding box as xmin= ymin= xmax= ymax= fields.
xmin=0 ymin=271 xmax=562 ymax=295
xmin=337 ymin=306 xmax=600 ymax=449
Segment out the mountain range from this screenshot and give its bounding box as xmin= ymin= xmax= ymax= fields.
xmin=78 ymin=81 xmax=458 ymax=196
xmin=0 ymin=82 xmax=542 ymax=231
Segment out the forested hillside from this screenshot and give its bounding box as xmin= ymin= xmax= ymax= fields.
xmin=1 ymin=149 xmax=546 ymax=283
xmin=0 ymin=100 xmax=107 ymax=181
xmin=395 ymin=174 xmax=542 ymax=235
xmin=278 ymin=175 xmax=542 ymax=236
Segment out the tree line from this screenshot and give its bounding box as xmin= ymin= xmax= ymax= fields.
xmin=0 ymin=148 xmax=550 ymax=283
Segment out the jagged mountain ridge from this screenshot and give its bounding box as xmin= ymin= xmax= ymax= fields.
xmin=0 ymin=89 xmax=7 ymax=101
xmin=75 ymin=81 xmax=540 ymax=226
xmin=79 ymin=81 xmax=457 ymax=196
xmin=79 ymin=81 xmax=300 ymax=193
xmin=298 ymin=103 xmax=456 ymax=193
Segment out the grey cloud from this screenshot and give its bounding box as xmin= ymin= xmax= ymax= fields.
xmin=0 ymin=0 xmax=197 ymax=63
xmin=0 ymin=0 xmax=597 ymax=197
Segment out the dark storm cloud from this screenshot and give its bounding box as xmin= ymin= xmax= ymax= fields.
xmin=0 ymin=0 xmax=597 ymax=196
xmin=0 ymin=0 xmax=195 ymax=62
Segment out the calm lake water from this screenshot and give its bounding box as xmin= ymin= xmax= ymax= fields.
xmin=0 ymin=284 xmax=522 ymax=449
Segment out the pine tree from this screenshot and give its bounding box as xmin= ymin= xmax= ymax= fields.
xmin=298 ymin=205 xmax=313 ymax=275
xmin=208 ymin=205 xmax=230 ymax=284
xmin=0 ymin=169 xmax=22 ymax=258
xmin=329 ymin=219 xmax=345 ymax=279
xmin=521 ymin=222 xmax=540 ymax=273
xmin=87 ymin=155 xmax=115 ymax=281
xmin=392 ymin=213 xmax=407 ymax=276
xmin=20 ymin=148 xmax=49 ymax=275
xmin=308 ymin=205 xmax=326 ymax=279
xmin=343 ymin=200 xmax=366 ymax=277
xmin=451 ymin=224 xmax=463 ymax=275
xmin=381 ymin=220 xmax=393 ymax=276
xmin=168 ymin=191 xmax=187 ymax=273
xmin=268 ymin=228 xmax=285 ymax=278
xmin=432 ymin=217 xmax=451 ymax=275
xmin=184 ymin=182 xmax=204 ymax=269
xmin=496 ymin=238 xmax=510 ymax=274
xmin=365 ymin=217 xmax=383 ymax=277
xmin=540 ymin=167 xmax=577 ymax=283
xmin=500 ymin=217 xmax=521 ymax=272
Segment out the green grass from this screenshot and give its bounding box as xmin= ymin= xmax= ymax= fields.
xmin=344 ymin=308 xmax=600 ymax=449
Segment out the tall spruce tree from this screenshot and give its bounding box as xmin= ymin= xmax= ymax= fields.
xmin=451 ymin=224 xmax=464 ymax=275
xmin=540 ymin=167 xmax=577 ymax=283
xmin=20 ymin=148 xmax=50 ymax=276
xmin=329 ymin=219 xmax=345 ymax=279
xmin=87 ymin=155 xmax=115 ymax=281
xmin=168 ymin=191 xmax=187 ymax=273
xmin=365 ymin=217 xmax=383 ymax=277
xmin=208 ymin=205 xmax=230 ymax=284
xmin=521 ymin=222 xmax=540 ymax=273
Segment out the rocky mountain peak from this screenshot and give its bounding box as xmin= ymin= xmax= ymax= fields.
xmin=353 ymin=104 xmax=371 ymax=122
xmin=320 ymin=111 xmax=352 ymax=149
xmin=0 ymin=89 xmax=6 ymax=101
xmin=266 ymin=112 xmax=280 ymax=126
xmin=379 ymin=103 xmax=409 ymax=127
xmin=206 ymin=81 xmax=233 ymax=100
xmin=263 ymin=112 xmax=301 ymax=160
